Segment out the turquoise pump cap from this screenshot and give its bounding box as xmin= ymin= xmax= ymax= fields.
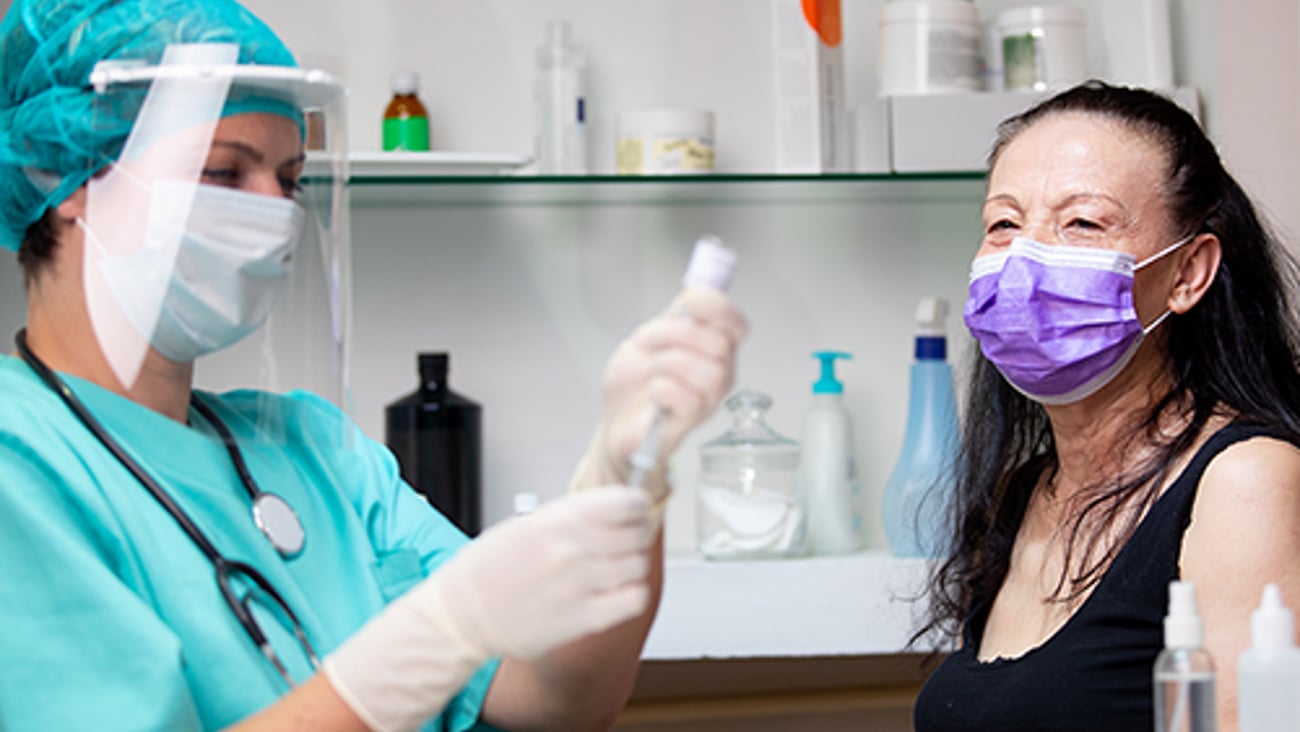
xmin=811 ymin=351 xmax=852 ymax=394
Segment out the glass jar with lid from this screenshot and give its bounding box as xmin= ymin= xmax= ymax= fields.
xmin=696 ymin=389 xmax=805 ymax=560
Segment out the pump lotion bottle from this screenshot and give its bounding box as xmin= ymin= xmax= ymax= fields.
xmin=800 ymin=351 xmax=862 ymax=555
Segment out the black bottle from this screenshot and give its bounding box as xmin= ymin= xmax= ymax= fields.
xmin=385 ymin=353 xmax=482 ymax=535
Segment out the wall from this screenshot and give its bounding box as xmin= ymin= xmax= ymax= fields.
xmin=1216 ymin=0 xmax=1300 ymax=253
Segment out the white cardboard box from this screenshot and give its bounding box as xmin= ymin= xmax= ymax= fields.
xmin=886 ymin=86 xmax=1201 ymax=173
xmin=771 ymin=0 xmax=849 ymax=172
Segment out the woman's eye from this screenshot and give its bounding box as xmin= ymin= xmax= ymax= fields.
xmin=1065 ymin=217 xmax=1102 ymax=230
xmin=201 ymin=168 xmax=240 ymax=186
xmin=279 ymin=177 xmax=304 ymax=197
xmin=987 ymin=219 xmax=1018 ymax=232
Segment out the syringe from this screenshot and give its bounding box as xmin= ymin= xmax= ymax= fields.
xmin=626 ymin=235 xmax=738 ymax=489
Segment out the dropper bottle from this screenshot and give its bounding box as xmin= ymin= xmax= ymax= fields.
xmin=1238 ymin=583 xmax=1300 ymax=731
xmin=1154 ymin=580 xmax=1217 ymax=732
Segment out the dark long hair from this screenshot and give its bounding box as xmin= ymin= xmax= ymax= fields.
xmin=923 ymin=81 xmax=1300 ymax=641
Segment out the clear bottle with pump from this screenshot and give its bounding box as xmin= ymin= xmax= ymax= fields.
xmin=1238 ymin=583 xmax=1300 ymax=732
xmin=385 ymin=353 xmax=481 ymax=535
xmin=696 ymin=390 xmax=804 ymax=560
xmin=882 ymin=297 xmax=960 ymax=558
xmin=383 ymin=71 xmax=431 ymax=152
xmin=1155 ymin=580 xmax=1218 ymax=732
xmin=800 ymin=351 xmax=862 ymax=555
xmin=534 ymin=20 xmax=588 ymax=174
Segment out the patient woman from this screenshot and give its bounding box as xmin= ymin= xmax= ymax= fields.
xmin=914 ymin=82 xmax=1300 ymax=731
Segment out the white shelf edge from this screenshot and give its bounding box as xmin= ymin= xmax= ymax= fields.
xmin=642 ymin=551 xmax=939 ymax=661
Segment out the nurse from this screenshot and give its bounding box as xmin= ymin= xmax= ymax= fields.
xmin=0 ymin=1 xmax=747 ymax=731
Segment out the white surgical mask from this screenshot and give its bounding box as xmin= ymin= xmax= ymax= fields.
xmin=93 ymin=180 xmax=304 ymax=362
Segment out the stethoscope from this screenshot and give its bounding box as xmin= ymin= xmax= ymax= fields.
xmin=14 ymin=329 xmax=319 ymax=686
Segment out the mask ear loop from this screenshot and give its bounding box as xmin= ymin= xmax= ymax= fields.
xmin=1134 ymin=233 xmax=1196 ymax=271
xmin=1134 ymin=233 xmax=1198 ymax=332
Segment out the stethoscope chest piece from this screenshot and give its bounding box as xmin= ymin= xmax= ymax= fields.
xmin=253 ymin=492 xmax=306 ymax=557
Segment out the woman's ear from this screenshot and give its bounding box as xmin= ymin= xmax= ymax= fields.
xmin=53 ymin=186 xmax=87 ymax=223
xmin=1168 ymin=233 xmax=1222 ymax=314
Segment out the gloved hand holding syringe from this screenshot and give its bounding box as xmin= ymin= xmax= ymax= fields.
xmin=566 ymin=233 xmax=746 ymax=521
xmin=626 ymin=235 xmax=739 ymax=489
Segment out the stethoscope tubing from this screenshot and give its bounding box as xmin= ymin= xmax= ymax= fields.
xmin=12 ymin=329 xmax=319 ymax=680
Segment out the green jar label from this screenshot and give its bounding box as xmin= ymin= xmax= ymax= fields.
xmin=383 ymin=117 xmax=430 ymax=151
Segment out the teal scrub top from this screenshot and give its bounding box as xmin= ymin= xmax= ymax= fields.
xmin=0 ymin=354 xmax=500 ymax=730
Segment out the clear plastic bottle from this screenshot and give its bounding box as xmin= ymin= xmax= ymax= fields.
xmin=534 ymin=20 xmax=588 ymax=174
xmin=696 ymin=390 xmax=804 ymax=560
xmin=1155 ymin=580 xmax=1218 ymax=732
xmin=382 ymin=70 xmax=430 ymax=152
xmin=882 ymin=297 xmax=960 ymax=558
xmin=1238 ymin=583 xmax=1300 ymax=732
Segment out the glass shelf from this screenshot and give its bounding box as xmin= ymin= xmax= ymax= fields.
xmin=339 ymin=171 xmax=987 ymax=207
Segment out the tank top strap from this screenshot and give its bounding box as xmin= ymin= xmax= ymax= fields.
xmin=1147 ymin=420 xmax=1290 ymax=533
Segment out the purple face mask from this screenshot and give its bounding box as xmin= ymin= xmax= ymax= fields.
xmin=963 ymin=236 xmax=1188 ymax=405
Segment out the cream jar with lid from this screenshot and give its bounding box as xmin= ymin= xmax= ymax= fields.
xmin=616 ymin=109 xmax=715 ymax=174
xmin=877 ymin=1 xmax=981 ymax=96
xmin=997 ymin=6 xmax=1087 ymax=91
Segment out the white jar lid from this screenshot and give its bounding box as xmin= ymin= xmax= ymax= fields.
xmin=617 ymin=109 xmax=715 ymax=137
xmin=997 ymin=5 xmax=1086 ymax=29
xmin=880 ymin=0 xmax=978 ymax=24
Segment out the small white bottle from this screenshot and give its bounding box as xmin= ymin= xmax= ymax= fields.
xmin=1154 ymin=580 xmax=1217 ymax=732
xmin=534 ymin=20 xmax=588 ymax=174
xmin=800 ymin=351 xmax=861 ymax=555
xmin=1238 ymin=584 xmax=1300 ymax=732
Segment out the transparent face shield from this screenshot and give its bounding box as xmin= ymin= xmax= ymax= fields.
xmin=82 ymin=43 xmax=351 ymax=442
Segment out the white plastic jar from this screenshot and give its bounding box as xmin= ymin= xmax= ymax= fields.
xmin=615 ymin=109 xmax=715 ymax=175
xmin=877 ymin=1 xmax=981 ymax=96
xmin=997 ymin=6 xmax=1087 ymax=91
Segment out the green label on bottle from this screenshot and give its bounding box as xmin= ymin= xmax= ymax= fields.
xmin=383 ymin=117 xmax=430 ymax=151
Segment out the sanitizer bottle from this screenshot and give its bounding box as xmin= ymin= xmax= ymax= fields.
xmin=800 ymin=351 xmax=862 ymax=555
xmin=1155 ymin=580 xmax=1217 ymax=732
xmin=882 ymin=297 xmax=960 ymax=558
xmin=1238 ymin=583 xmax=1300 ymax=732
xmin=534 ymin=20 xmax=588 ymax=174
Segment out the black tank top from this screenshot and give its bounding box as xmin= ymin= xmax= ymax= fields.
xmin=914 ymin=422 xmax=1291 ymax=732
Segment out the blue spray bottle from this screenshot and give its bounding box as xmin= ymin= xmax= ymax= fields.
xmin=882 ymin=297 xmax=960 ymax=558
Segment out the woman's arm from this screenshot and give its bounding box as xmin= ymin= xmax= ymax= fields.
xmin=1180 ymin=436 xmax=1300 ymax=732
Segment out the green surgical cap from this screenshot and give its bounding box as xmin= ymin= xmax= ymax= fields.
xmin=0 ymin=0 xmax=299 ymax=252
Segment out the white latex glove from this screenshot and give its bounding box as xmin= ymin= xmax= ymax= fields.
xmin=322 ymin=486 xmax=655 ymax=732
xmin=574 ymin=287 xmax=749 ymax=507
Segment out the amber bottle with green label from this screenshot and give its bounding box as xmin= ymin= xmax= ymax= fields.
xmin=383 ymin=71 xmax=430 ymax=151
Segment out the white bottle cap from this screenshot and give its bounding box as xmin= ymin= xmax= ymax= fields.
xmin=1251 ymin=583 xmax=1296 ymax=651
xmin=683 ymin=235 xmax=737 ymax=292
xmin=915 ymin=297 xmax=949 ymax=336
xmin=391 ymin=70 xmax=419 ymax=96
xmin=1164 ymin=580 xmax=1205 ymax=649
xmin=546 ymin=19 xmax=573 ymax=48
xmin=513 ymin=492 xmax=540 ymax=516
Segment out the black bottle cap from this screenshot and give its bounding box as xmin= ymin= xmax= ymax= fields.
xmin=419 ymin=352 xmax=448 ymax=391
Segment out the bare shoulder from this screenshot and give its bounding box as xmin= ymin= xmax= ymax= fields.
xmin=1199 ymin=435 xmax=1300 ymax=506
xmin=1184 ymin=434 xmax=1300 ymax=568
